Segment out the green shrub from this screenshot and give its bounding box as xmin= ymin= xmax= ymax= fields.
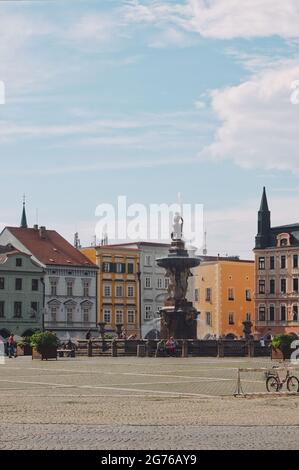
xmin=271 ymin=334 xmax=296 ymax=350
xmin=30 ymin=332 xmax=59 ymax=353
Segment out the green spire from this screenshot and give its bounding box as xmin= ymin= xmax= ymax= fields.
xmin=20 ymin=195 xmax=28 ymax=229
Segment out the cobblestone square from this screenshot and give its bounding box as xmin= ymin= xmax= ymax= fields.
xmin=0 ymin=356 xmax=298 ymax=450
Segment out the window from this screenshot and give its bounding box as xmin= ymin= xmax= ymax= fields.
xmin=293 ymin=305 xmax=298 ymax=322
xmin=127 ymin=263 xmax=134 ymax=274
xmin=66 ymin=307 xmax=73 ymax=323
xmin=258 ymin=257 xmax=265 ymax=270
xmin=115 ymin=285 xmax=123 ymax=297
xmin=127 ymin=286 xmax=134 ymax=297
xmin=281 ymin=255 xmax=286 ymax=270
xmin=280 ymin=305 xmax=286 ymax=322
xmin=116 ymin=310 xmax=123 ymax=324
xmin=259 ymin=306 xmax=266 ymax=321
xmin=228 ymin=313 xmax=235 ymax=325
xmin=16 ymin=258 xmax=22 ymax=267
xmin=83 ymin=308 xmax=89 ymax=323
xmin=280 ymin=238 xmax=288 ymax=247
xmin=50 ymin=280 xmax=57 ymax=296
xmin=281 ymin=278 xmax=286 ymax=293
xmin=293 ymin=255 xmax=298 ymax=268
xmin=269 ymin=305 xmax=275 ymax=322
xmin=104 ymin=284 xmax=111 ymax=297
xmin=14 ymin=302 xmax=22 ymax=318
xmin=127 ymin=310 xmax=135 ymax=324
xmin=270 ymin=279 xmax=275 ymax=294
xmin=206 ymin=312 xmax=212 ymax=326
xmin=145 ymin=255 xmax=151 ymax=266
xmin=103 ymin=262 xmax=111 ymax=273
xmin=194 ymin=288 xmax=199 ymax=302
xmin=66 ymin=281 xmax=73 ymax=297
xmin=83 ymin=281 xmax=89 ymax=297
xmin=228 ymin=288 xmax=234 ymax=300
xmin=164 ymin=278 xmax=170 ymax=289
xmin=270 ymin=256 xmax=275 ymax=270
xmin=157 ymin=277 xmax=163 ymax=289
xmin=30 ymin=302 xmax=38 ymax=318
xmin=51 ymin=307 xmax=57 ymax=322
xmin=116 ymin=263 xmax=125 ymax=274
xmin=15 ymin=278 xmax=22 ymax=291
xmin=0 ymin=301 xmax=5 ymax=318
xmin=206 ymin=288 xmax=212 ymax=302
xmin=293 ymin=278 xmax=299 ymax=292
xmin=245 ymin=289 xmax=251 ymax=301
xmin=0 ymin=278 xmax=4 ymax=290
xmin=145 ymin=305 xmax=152 ymax=320
xmin=246 ymin=312 xmax=251 ymax=321
xmin=104 ymin=309 xmax=111 ymax=324
xmin=32 ymin=279 xmax=39 ymax=291
xmin=258 ymin=280 xmax=265 ymax=294
xmin=145 ymin=277 xmax=151 ymax=288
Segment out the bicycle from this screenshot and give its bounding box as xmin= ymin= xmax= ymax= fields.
xmin=265 ymin=366 xmax=299 ymax=393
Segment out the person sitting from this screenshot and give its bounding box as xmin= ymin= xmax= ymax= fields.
xmin=165 ymin=337 xmax=177 ymax=357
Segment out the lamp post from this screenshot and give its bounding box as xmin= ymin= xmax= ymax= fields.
xmin=137 ymin=262 xmax=142 ymax=339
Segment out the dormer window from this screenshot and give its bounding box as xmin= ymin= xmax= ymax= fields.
xmin=277 ymin=233 xmax=291 ymax=248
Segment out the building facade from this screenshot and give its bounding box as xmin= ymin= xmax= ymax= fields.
xmin=254 ymin=187 xmax=299 ymax=339
xmin=0 ymin=245 xmax=45 ymax=338
xmin=82 ymin=245 xmax=140 ymax=337
xmin=109 ymin=242 xmax=170 ymax=339
xmin=192 ymin=257 xmax=255 ymax=339
xmin=0 ymin=225 xmax=98 ymax=340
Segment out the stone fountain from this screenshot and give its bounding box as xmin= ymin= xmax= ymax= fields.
xmin=156 ymin=213 xmax=200 ymax=339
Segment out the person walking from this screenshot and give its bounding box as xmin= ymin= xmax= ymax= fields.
xmin=7 ymin=334 xmax=17 ymax=358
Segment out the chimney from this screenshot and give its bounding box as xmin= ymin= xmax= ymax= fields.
xmin=39 ymin=226 xmax=47 ymax=239
xmin=33 ymin=224 xmax=38 ymax=231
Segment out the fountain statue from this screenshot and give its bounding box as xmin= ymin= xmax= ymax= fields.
xmin=156 ymin=214 xmax=200 ymax=339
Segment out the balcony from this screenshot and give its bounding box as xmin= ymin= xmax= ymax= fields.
xmin=44 ymin=321 xmax=96 ymax=330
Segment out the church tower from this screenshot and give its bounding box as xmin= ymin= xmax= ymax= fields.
xmin=20 ymin=195 xmax=28 ymax=229
xmin=255 ymin=187 xmax=270 ymax=249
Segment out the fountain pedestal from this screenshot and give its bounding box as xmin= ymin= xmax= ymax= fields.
xmin=157 ymin=237 xmax=200 ymax=340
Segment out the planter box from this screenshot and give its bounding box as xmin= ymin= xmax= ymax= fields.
xmin=271 ymin=347 xmax=291 ymax=360
xmin=32 ymin=347 xmax=57 ymax=360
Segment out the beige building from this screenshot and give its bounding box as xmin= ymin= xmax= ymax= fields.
xmin=254 ymin=187 xmax=299 ymax=339
xmin=192 ymin=256 xmax=255 ymax=339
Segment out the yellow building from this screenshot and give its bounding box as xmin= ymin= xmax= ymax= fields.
xmin=81 ymin=245 xmax=140 ymax=337
xmin=192 ymin=256 xmax=255 ymax=339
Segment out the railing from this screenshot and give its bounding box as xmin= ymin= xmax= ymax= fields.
xmin=44 ymin=321 xmax=96 ymax=329
xmin=75 ymin=339 xmax=272 ymax=358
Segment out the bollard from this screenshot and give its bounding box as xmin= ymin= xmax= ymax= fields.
xmin=181 ymin=340 xmax=188 ymax=358
xmin=88 ymin=340 xmax=92 ymax=357
xmin=111 ymin=340 xmax=117 ymax=357
xmin=137 ymin=344 xmax=146 ymax=357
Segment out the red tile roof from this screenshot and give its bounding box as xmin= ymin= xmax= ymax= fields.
xmin=6 ymin=227 xmax=97 ymax=268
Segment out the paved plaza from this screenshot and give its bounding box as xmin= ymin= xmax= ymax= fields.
xmin=0 ymin=356 xmax=298 ymax=449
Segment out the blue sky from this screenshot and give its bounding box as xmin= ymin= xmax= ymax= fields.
xmin=1 ymin=0 xmax=299 ymax=257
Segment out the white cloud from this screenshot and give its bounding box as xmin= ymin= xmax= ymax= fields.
xmin=125 ymin=0 xmax=299 ymax=40
xmin=201 ymin=59 xmax=299 ymax=172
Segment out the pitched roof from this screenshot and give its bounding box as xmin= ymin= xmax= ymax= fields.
xmin=6 ymin=227 xmax=97 ymax=268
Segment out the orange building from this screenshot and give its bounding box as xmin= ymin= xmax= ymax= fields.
xmin=192 ymin=256 xmax=255 ymax=339
xmin=81 ymin=245 xmax=140 ymax=337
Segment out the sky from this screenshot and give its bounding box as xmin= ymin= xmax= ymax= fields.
xmin=1 ymin=0 xmax=299 ymax=258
